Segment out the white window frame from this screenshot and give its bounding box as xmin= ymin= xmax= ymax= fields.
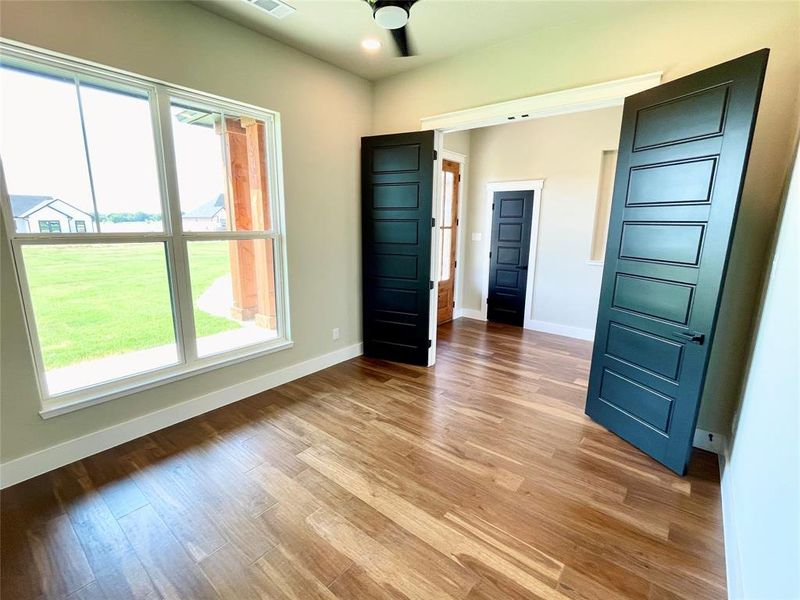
xmin=0 ymin=42 xmax=292 ymax=418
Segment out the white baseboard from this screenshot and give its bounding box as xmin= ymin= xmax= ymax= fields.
xmin=525 ymin=319 xmax=595 ymax=341
xmin=719 ymin=441 xmax=743 ymax=600
xmin=458 ymin=308 xmax=486 ymax=321
xmin=0 ymin=343 xmax=363 ymax=489
xmin=692 ymin=428 xmax=726 ymax=455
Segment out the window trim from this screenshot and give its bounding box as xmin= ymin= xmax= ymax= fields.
xmin=0 ymin=41 xmax=292 ymax=418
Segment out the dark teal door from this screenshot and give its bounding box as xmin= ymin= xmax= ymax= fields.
xmin=487 ymin=190 xmax=534 ymax=326
xmin=361 ymin=131 xmax=434 ymax=366
xmin=585 ymin=50 xmax=769 ymax=475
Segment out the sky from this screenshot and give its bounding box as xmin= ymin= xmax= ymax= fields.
xmin=0 ymin=65 xmax=225 ymax=223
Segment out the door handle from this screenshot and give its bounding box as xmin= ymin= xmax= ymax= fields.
xmin=672 ymin=331 xmax=705 ymax=345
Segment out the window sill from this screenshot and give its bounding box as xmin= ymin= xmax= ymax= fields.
xmin=38 ymin=339 xmax=294 ymax=419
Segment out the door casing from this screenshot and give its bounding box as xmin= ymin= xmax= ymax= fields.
xmin=437 ymin=151 xmax=466 ymax=323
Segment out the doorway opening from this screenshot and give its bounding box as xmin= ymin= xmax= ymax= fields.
xmin=434 ymin=106 xmax=623 ymax=349
xmin=424 ymin=72 xmax=662 ymax=365
xmin=435 ymin=157 xmax=461 ymax=325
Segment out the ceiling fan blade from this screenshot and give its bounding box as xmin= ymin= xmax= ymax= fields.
xmin=390 ymin=25 xmax=413 ymax=57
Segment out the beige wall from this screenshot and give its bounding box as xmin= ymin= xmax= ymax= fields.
xmin=461 ymin=107 xmax=623 ymax=332
xmin=0 ymin=0 xmax=371 ymax=462
xmin=375 ymin=1 xmax=800 ymax=435
xmin=443 ymin=130 xmax=471 ymax=156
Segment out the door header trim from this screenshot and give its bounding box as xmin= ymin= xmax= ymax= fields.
xmin=421 ymin=72 xmax=663 ymax=133
xmin=487 ymin=179 xmax=544 ymax=193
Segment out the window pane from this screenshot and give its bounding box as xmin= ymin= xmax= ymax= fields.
xmin=442 ymin=170 xmax=455 ymax=227
xmin=171 ymin=101 xmax=272 ymax=232
xmin=187 ymin=239 xmax=279 ymax=357
xmin=0 ymin=65 xmax=96 ymax=233
xmin=79 ymin=82 xmax=164 ymax=232
xmin=440 ymin=231 xmax=452 ymax=281
xmin=22 ymin=243 xmax=178 ymax=395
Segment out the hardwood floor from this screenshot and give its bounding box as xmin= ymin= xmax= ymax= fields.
xmin=0 ymin=319 xmax=726 ymax=600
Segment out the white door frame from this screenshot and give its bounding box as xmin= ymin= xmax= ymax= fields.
xmin=423 ymin=71 xmax=663 ymax=364
xmin=440 ymin=149 xmax=467 ymax=319
xmin=427 ymin=130 xmax=444 ymax=366
xmin=483 ymin=180 xmax=544 ymax=328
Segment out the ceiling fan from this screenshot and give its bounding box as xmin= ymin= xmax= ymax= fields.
xmin=365 ymin=0 xmax=419 ymax=57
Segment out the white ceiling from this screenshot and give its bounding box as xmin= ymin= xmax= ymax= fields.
xmin=192 ymin=0 xmax=627 ymax=81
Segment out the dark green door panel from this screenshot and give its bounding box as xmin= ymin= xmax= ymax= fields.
xmin=487 ymin=190 xmax=534 ymax=326
xmin=585 ymin=50 xmax=769 ymax=475
xmin=362 ymin=131 xmax=434 ymax=366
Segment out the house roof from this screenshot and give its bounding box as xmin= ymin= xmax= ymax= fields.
xmin=9 ymin=195 xmax=96 ymax=220
xmin=184 ymin=194 xmax=225 ymax=219
xmin=9 ymin=195 xmax=53 ymax=218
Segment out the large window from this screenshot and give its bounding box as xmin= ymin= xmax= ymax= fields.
xmin=0 ymin=46 xmax=290 ymax=414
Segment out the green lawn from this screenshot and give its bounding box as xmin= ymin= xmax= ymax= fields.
xmin=23 ymin=241 xmax=237 ymax=369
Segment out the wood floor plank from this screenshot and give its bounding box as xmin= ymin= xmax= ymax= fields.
xmin=198 ymin=543 xmax=272 ymax=600
xmin=52 ymin=474 xmax=158 ymax=600
xmin=0 ymin=319 xmax=726 ymax=600
xmin=298 ymin=445 xmax=569 ymax=599
xmin=259 ymin=504 xmax=353 ymax=587
xmin=307 ymin=507 xmax=456 ymax=600
xmin=26 ymin=514 xmax=95 ymax=599
xmin=117 ymin=505 xmax=220 ymax=600
xmin=251 ymin=544 xmax=338 ymax=600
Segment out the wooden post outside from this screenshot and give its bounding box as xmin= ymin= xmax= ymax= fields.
xmin=220 ymin=117 xmax=258 ymax=321
xmin=242 ymin=117 xmax=277 ymax=330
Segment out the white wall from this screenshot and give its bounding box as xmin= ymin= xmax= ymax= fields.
xmin=0 ymin=0 xmax=371 ymax=468
xmin=461 ymin=107 xmax=623 ymax=336
xmin=723 ymin=139 xmax=799 ymax=600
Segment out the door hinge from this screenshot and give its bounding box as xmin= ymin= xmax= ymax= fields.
xmin=489 ymin=251 xmax=492 ymax=259
xmin=452 ymin=301 xmax=455 ymax=308
xmin=433 ymin=149 xmax=438 ymax=160
xmin=454 ymin=260 xmax=457 ymax=268
xmin=456 ymin=218 xmax=459 ymax=226
xmin=429 ymin=280 xmax=434 ymax=290
xmin=431 ymin=217 xmax=436 ymax=228
xmin=428 ymin=339 xmax=433 ymax=348
xmin=458 ymin=174 xmax=461 ymax=182
xmin=492 ymin=202 xmax=496 ymax=210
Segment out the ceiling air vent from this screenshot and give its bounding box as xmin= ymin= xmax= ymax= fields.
xmin=245 ymin=0 xmax=296 ymax=19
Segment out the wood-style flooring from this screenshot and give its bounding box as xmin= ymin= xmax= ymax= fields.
xmin=0 ymin=319 xmax=726 ymax=600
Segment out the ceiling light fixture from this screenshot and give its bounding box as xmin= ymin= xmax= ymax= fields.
xmin=361 ymin=38 xmax=382 ymax=51
xmin=373 ymin=5 xmax=409 ymax=30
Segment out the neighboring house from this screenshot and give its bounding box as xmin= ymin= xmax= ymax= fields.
xmin=10 ymin=195 xmax=97 ymax=233
xmin=182 ymin=194 xmax=227 ymax=231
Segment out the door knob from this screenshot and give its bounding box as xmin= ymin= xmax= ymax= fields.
xmin=672 ymin=331 xmax=705 ymax=344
